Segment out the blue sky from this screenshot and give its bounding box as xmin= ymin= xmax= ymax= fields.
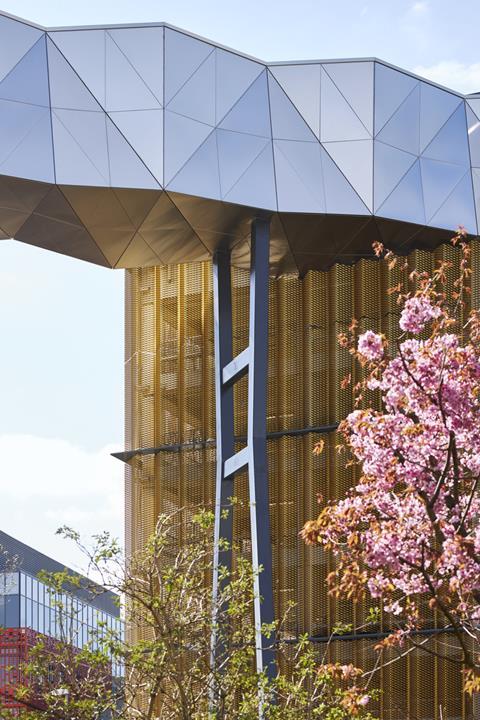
xmin=1 ymin=0 xmax=479 ymax=571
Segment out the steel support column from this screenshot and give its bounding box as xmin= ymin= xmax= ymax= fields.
xmin=211 ymin=217 xmax=275 ymax=678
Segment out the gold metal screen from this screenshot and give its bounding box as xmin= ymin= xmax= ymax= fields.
xmin=125 ymin=241 xmax=480 ymax=719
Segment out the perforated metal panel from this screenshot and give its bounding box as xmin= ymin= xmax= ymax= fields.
xmin=125 ymin=241 xmax=479 ymax=718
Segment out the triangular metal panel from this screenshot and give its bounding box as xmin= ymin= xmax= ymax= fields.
xmin=116 ymin=231 xmax=163 ymax=268
xmin=467 ymin=98 xmax=480 ymax=119
xmin=472 ymin=168 xmax=480 ymax=222
xmin=105 ymin=33 xmax=161 ymax=111
xmin=166 ymin=192 xmax=253 ymax=254
xmin=219 ymin=71 xmax=271 ymax=138
xmin=0 ymin=36 xmax=49 ymax=107
xmin=52 ymin=112 xmax=107 ymax=187
xmin=420 ymin=157 xmax=467 ymax=222
xmin=108 ymin=27 xmax=164 ymax=105
xmin=144 ymin=193 xmax=209 ymax=264
xmin=47 ymin=38 xmax=102 ymax=111
xmin=164 ymin=111 xmax=213 ymax=184
xmin=320 ymin=67 xmax=369 ymax=142
xmin=377 ymin=159 xmax=425 ymax=225
xmin=60 ymin=185 xmax=143 ymax=266
xmin=273 ymin=140 xmax=325 ymax=213
xmin=376 ymin=84 xmax=420 ymax=155
xmin=223 ymin=142 xmax=277 ymax=210
xmin=419 ymin=83 xmax=462 ymax=153
xmin=320 ymin=147 xmax=369 ymax=215
xmin=0 ymin=175 xmax=50 ymax=237
xmin=428 ymin=172 xmax=477 ymax=234
xmin=167 ymin=132 xmax=221 ymax=200
xmin=215 ymin=48 xmax=264 ymax=124
xmin=422 ymin=103 xmax=470 ymax=166
xmin=269 ymin=63 xmax=321 ymax=138
xmin=109 ymin=109 xmax=163 ymax=185
xmin=0 ymin=108 xmax=54 ymax=184
xmin=53 ymin=109 xmax=109 ymax=185
xmin=374 ymin=62 xmax=418 ymax=135
xmin=167 ymin=50 xmax=215 ymax=125
xmin=139 ymin=192 xmax=196 ymax=253
xmin=16 ymin=186 xmax=110 ymax=266
xmin=106 ymin=118 xmax=160 ymax=190
xmin=0 ymin=15 xmax=43 ymax=84
xmin=0 ymin=100 xmax=47 ymax=166
xmin=466 ymin=106 xmax=480 ymax=168
xmin=49 ymin=29 xmax=107 ymax=107
xmin=323 ymin=140 xmax=373 ymax=210
xmin=164 ymin=28 xmax=213 ymax=105
xmin=374 ymin=141 xmax=417 ymax=212
xmin=217 ymin=129 xmax=269 ymax=197
xmin=323 ymin=61 xmax=374 ymax=135
xmin=111 ymin=187 xmax=161 ymax=229
xmin=268 ymin=73 xmax=317 ymax=141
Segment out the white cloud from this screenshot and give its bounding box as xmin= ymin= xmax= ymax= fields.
xmin=413 ymin=61 xmax=480 ymax=94
xmin=0 ymin=434 xmax=124 ymax=578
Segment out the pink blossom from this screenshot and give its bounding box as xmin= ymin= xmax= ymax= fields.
xmin=357 ymin=331 xmax=384 ymax=361
xmin=305 ymin=246 xmax=480 ymax=646
xmin=399 ymin=295 xmax=441 ymax=334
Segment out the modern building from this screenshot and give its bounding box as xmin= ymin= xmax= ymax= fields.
xmin=0 ymin=531 xmax=122 ymax=713
xmin=0 ymin=8 xmax=478 ymax=718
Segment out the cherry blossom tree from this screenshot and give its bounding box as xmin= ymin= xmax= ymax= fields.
xmin=302 ymin=231 xmax=480 ymax=693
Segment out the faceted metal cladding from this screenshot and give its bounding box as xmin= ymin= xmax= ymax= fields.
xmin=0 ymin=10 xmax=479 ymax=275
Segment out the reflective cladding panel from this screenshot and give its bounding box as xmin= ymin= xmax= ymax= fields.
xmin=0 ymin=16 xmax=476 ymax=269
xmin=106 ymin=116 xmax=160 ymax=190
xmin=219 ymin=70 xmax=271 ymax=138
xmin=420 ymin=157 xmax=467 ymax=223
xmin=0 ymin=101 xmax=54 ymax=184
xmin=217 ymin=128 xmax=270 ymax=198
xmin=105 ymin=35 xmax=160 ymax=113
xmin=47 ymin=37 xmax=101 ymax=111
xmin=167 ymin=50 xmax=215 ymax=125
xmin=164 ymin=111 xmax=212 ymax=184
xmin=215 ymin=47 xmax=264 ymax=124
xmin=322 ymin=139 xmax=373 ymax=210
xmin=52 ymin=108 xmax=110 ymax=187
xmin=164 ymin=27 xmax=213 ymax=105
xmin=377 ymin=159 xmax=426 ymax=225
xmin=109 ymin=109 xmax=164 ymax=186
xmin=428 ymin=172 xmax=477 ymax=234
xmin=0 ymin=109 xmax=54 ymax=184
xmin=270 ymin=63 xmax=321 ymax=138
xmin=374 ymin=62 xmax=418 ymax=135
xmin=48 ymin=29 xmax=107 ymax=107
xmin=167 ymin=131 xmax=221 ymax=200
xmin=376 ymin=83 xmax=420 ymax=155
xmin=273 ymin=139 xmax=325 ymax=213
xmin=320 ymin=66 xmax=370 ymax=142
xmin=467 ymin=104 xmax=480 ymax=168
xmin=0 ymin=35 xmax=49 ymax=107
xmin=422 ymin=103 xmax=470 ymax=166
xmin=420 ymin=81 xmax=461 ymax=153
xmin=268 ymin=73 xmax=316 ymax=142
xmin=321 ymin=147 xmax=370 ymax=215
xmin=0 ymin=14 xmax=43 ymax=83
xmin=374 ymin=141 xmax=417 ymax=212
xmin=322 ymin=61 xmax=374 ymax=135
xmin=108 ymin=26 xmax=164 ymax=105
xmin=222 ymin=141 xmax=277 ymax=210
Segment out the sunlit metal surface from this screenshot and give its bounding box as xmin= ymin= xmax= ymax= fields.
xmin=0 ymin=10 xmax=479 ymax=274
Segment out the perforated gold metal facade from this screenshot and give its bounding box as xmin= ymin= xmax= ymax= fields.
xmin=125 ymin=242 xmax=480 ymax=719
